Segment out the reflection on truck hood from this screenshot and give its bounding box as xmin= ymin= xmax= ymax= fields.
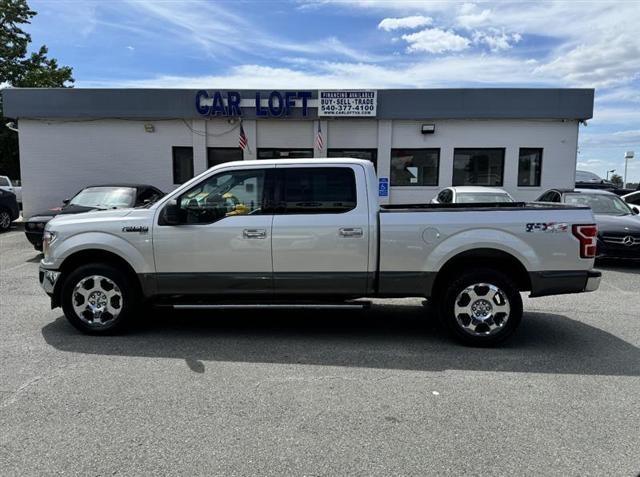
xmin=47 ymin=208 xmax=137 ymax=227
xmin=30 ymin=204 xmax=97 ymax=220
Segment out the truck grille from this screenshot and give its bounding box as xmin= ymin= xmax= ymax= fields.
xmin=601 ymin=234 xmax=640 ymax=246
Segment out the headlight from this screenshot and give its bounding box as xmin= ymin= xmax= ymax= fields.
xmin=42 ymin=230 xmax=58 ymax=258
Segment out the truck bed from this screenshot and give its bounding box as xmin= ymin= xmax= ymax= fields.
xmin=380 ymin=202 xmax=588 ymax=212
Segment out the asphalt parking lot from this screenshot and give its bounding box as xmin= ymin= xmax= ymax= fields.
xmin=1 ymin=226 xmax=639 ymax=476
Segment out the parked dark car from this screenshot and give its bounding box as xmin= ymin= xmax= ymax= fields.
xmin=575 ymin=170 xmax=616 ymax=190
xmin=536 ymin=188 xmax=640 ymax=260
xmin=25 ymin=184 xmax=164 ymax=250
xmin=0 ymin=189 xmax=20 ymax=231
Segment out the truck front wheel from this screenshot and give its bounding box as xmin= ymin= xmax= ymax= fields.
xmin=439 ymin=269 xmax=522 ymax=346
xmin=61 ymin=263 xmax=139 ymax=334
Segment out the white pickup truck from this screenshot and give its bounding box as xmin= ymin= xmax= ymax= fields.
xmin=39 ymin=159 xmax=601 ymax=345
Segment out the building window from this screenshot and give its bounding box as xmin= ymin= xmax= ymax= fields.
xmin=172 ymin=146 xmax=194 ymax=184
xmin=390 ymin=149 xmax=439 ymax=186
xmin=207 ymin=147 xmax=243 ymax=169
xmin=452 ymin=148 xmax=505 ymax=186
xmin=279 ymin=167 xmax=357 ymax=214
xmin=327 ymin=149 xmax=377 ymax=169
xmin=257 ymin=148 xmax=313 ymax=159
xmin=518 ymin=148 xmax=543 ymax=187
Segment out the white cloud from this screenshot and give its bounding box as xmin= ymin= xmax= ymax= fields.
xmin=378 ymin=15 xmax=432 ymax=31
xmin=580 ymin=130 xmax=640 ymax=147
xmin=81 ymin=55 xmax=554 ymax=90
xmin=401 ymin=28 xmax=470 ymax=54
xmin=534 ymin=33 xmax=640 ymax=88
xmin=457 ymin=5 xmax=492 ymax=28
xmin=473 ymin=30 xmax=521 ymax=52
xmin=122 ymin=0 xmax=384 ymax=62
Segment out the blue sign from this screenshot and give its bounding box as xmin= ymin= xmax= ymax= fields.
xmin=195 ymin=90 xmax=312 ymax=118
xmin=378 ymin=177 xmax=389 ymax=197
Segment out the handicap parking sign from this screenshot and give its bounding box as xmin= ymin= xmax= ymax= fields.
xmin=378 ymin=177 xmax=389 ymax=197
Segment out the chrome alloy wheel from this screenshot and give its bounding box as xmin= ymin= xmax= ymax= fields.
xmin=453 ymin=283 xmax=511 ymax=336
xmin=72 ymin=275 xmax=123 ymax=326
xmin=0 ymin=211 xmax=10 ymax=229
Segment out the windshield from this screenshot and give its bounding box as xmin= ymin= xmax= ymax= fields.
xmin=575 ymin=170 xmax=602 ymax=182
xmin=69 ymin=187 xmax=135 ymax=209
xmin=457 ymin=193 xmax=514 ymax=204
xmin=564 ymin=193 xmax=632 ymax=215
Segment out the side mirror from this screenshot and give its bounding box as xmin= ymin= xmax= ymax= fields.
xmin=62 ymin=199 xmax=70 ymax=206
xmin=632 ymin=206 xmax=639 ymax=215
xmin=162 ymin=199 xmax=183 ymax=225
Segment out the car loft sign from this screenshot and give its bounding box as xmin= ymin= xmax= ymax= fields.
xmin=195 ymin=89 xmax=378 ymax=118
xmin=196 ymin=90 xmax=313 ymax=117
xmin=318 ymin=90 xmax=377 ymax=117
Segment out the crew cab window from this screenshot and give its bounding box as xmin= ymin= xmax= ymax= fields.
xmin=278 ymin=167 xmax=356 ymax=214
xmin=178 ymin=169 xmax=265 ymax=224
xmin=0 ymin=177 xmax=9 ymax=186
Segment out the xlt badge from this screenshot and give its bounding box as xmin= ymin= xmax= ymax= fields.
xmin=122 ymin=225 xmax=149 ymax=233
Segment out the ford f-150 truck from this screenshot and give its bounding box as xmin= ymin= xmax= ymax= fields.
xmin=39 ymin=159 xmax=601 ymax=345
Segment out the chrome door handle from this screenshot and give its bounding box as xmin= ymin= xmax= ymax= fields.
xmin=339 ymin=227 xmax=363 ymax=238
xmin=243 ymin=229 xmax=267 ymax=239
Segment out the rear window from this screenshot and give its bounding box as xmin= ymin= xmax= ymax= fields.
xmin=564 ymin=193 xmax=632 ymax=215
xmin=457 ymin=192 xmax=513 ymax=204
xmin=279 ymin=168 xmax=357 ymax=214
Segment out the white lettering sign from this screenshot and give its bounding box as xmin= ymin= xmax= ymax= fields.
xmin=318 ymin=90 xmax=377 ymax=117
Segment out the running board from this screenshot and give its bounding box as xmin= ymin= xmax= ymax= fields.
xmin=172 ymin=303 xmax=370 ymax=310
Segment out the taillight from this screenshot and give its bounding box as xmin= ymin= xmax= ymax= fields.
xmin=572 ymin=224 xmax=598 ymax=258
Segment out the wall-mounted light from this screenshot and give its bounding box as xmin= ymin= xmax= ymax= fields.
xmin=421 ymin=124 xmax=435 ymax=134
xmin=144 ymin=123 xmax=155 ymax=133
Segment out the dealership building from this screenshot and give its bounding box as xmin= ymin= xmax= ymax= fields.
xmin=2 ymin=88 xmax=594 ymax=217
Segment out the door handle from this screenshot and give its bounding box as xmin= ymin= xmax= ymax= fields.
xmin=243 ymin=229 xmax=267 ymax=239
xmin=339 ymin=227 xmax=363 ymax=238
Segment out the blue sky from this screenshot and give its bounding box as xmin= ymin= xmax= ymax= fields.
xmin=25 ymin=0 xmax=640 ymax=182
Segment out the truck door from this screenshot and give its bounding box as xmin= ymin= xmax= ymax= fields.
xmin=271 ymin=164 xmax=371 ymax=296
xmin=153 ymin=166 xmax=275 ymax=295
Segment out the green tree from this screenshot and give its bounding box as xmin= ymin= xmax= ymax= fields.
xmin=610 ymin=173 xmax=623 ymax=188
xmin=0 ymin=0 xmax=74 ymax=180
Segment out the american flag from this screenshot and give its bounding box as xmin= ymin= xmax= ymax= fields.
xmin=315 ymin=122 xmax=324 ymax=150
xmin=239 ymin=122 xmax=249 ymax=151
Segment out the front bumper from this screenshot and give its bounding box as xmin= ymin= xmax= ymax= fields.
xmin=529 ymin=270 xmax=601 ymax=297
xmin=39 ymin=265 xmax=61 ymax=295
xmin=596 ymin=239 xmax=640 ymax=260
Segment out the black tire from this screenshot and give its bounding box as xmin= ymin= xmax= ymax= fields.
xmin=0 ymin=208 xmax=11 ymax=231
xmin=61 ymin=262 xmax=139 ymax=335
xmin=438 ymin=268 xmax=522 ymax=347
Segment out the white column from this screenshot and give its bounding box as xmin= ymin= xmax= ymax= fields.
xmin=192 ymin=119 xmax=207 ymax=174
xmin=244 ymin=119 xmax=257 ymax=160
xmin=313 ymin=119 xmax=328 ymax=157
xmin=377 ymin=120 xmax=392 ymax=205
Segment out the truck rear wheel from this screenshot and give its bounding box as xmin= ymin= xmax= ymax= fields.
xmin=438 ymin=269 xmax=522 ymax=346
xmin=61 ymin=263 xmax=138 ymax=334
